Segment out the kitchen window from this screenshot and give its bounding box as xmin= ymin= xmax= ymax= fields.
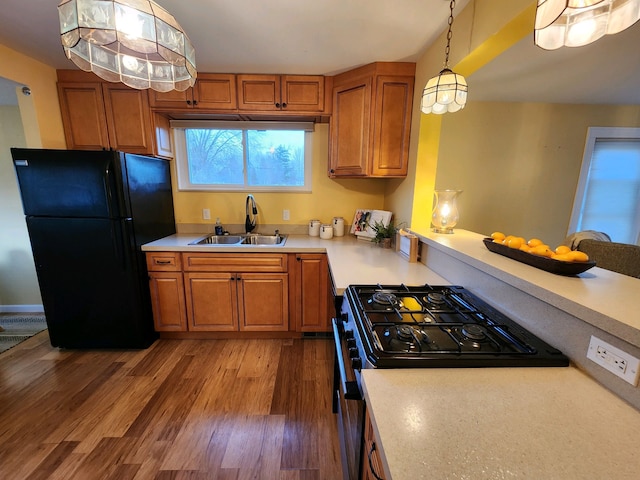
xmin=172 ymin=120 xmax=313 ymax=192
xmin=568 ymin=127 xmax=640 ymax=244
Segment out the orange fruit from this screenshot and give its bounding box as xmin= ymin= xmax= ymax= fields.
xmin=568 ymin=251 xmax=590 ymax=262
xmin=506 ymin=237 xmax=524 ymax=249
xmin=491 ymin=231 xmax=506 ymax=241
xmin=519 ymin=244 xmax=532 ymax=253
xmin=527 ymin=238 xmax=543 ymax=248
xmin=552 ymin=253 xmax=573 ymax=262
xmin=530 ymin=244 xmax=553 ymax=257
xmin=555 ymin=245 xmax=571 ymax=255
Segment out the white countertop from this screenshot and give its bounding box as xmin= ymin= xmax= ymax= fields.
xmin=412 ymin=229 xmax=640 ymax=347
xmin=142 ymin=233 xmax=449 ymax=294
xmin=362 ymin=367 xmax=640 ymax=480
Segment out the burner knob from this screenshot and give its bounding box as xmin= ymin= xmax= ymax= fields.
xmin=351 ymin=357 xmax=362 ymax=370
xmin=348 ymin=347 xmax=359 ymax=358
xmin=344 ymin=329 xmax=355 ymax=339
xmin=346 ymin=338 xmax=357 ymax=349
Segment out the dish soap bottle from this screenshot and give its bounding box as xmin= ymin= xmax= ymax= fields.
xmin=215 ymin=217 xmax=224 ymax=235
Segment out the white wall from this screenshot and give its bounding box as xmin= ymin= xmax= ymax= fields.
xmin=0 ymin=100 xmax=42 ymax=309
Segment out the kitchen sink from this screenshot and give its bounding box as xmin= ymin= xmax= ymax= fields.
xmin=189 ymin=233 xmax=287 ymax=246
xmin=242 ymin=234 xmax=286 ymax=245
xmin=189 ymin=235 xmax=244 ymax=245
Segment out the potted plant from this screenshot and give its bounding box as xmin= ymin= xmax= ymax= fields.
xmin=369 ymin=219 xmax=400 ymax=248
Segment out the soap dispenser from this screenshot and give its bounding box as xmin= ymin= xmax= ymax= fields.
xmin=215 ymin=217 xmax=224 ymax=235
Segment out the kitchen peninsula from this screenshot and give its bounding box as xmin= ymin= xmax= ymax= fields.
xmin=143 ymin=230 xmax=640 ymax=479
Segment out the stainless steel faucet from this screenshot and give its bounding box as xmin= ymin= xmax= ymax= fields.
xmin=245 ymin=194 xmax=258 ymax=233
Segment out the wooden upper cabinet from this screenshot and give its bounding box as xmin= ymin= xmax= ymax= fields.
xmin=102 ymin=84 xmax=154 ymax=154
xmin=57 ymin=74 xmax=154 ymax=155
xmin=237 ymin=74 xmax=326 ymax=113
xmin=329 ymin=62 xmax=415 ymax=178
xmin=57 ymin=82 xmax=110 ymax=151
xmin=149 ymin=73 xmax=237 ymax=110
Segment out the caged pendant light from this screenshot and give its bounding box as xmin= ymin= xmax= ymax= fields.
xmin=535 ymin=0 xmax=640 ymax=50
xmin=58 ymin=0 xmax=196 ymax=92
xmin=421 ymin=0 xmax=468 ymax=115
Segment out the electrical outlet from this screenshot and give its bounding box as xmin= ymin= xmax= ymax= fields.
xmin=202 ymin=208 xmax=211 ymax=220
xmin=587 ymin=336 xmax=640 ymax=386
xmin=283 ymin=209 xmax=290 ymax=221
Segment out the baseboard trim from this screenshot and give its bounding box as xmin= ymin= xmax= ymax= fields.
xmin=0 ymin=305 xmax=44 ymax=313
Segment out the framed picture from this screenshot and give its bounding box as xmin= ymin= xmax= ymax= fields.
xmin=351 ymin=209 xmax=392 ymax=238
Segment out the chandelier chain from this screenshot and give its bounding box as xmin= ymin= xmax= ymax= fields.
xmin=444 ymin=0 xmax=456 ymax=68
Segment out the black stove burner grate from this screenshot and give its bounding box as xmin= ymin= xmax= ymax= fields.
xmin=345 ymin=284 xmax=570 ymax=367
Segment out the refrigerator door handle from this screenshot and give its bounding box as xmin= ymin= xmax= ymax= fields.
xmin=111 ymin=220 xmax=133 ymax=270
xmin=104 ymin=163 xmax=116 ymax=219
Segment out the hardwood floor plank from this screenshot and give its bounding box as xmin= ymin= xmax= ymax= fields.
xmin=24 ymin=440 xmax=80 ymax=480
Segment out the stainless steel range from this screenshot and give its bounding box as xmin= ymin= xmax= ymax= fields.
xmin=332 ymin=284 xmax=569 ymax=480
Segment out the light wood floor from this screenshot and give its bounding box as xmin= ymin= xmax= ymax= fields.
xmin=0 ymin=331 xmax=342 ymax=479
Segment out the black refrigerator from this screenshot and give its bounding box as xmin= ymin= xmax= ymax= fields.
xmin=11 ymin=148 xmax=176 ymax=349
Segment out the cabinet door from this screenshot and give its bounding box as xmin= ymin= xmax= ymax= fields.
xmin=103 ymin=84 xmax=154 ymax=154
xmin=329 ymin=76 xmax=372 ymax=177
xmin=193 ymin=73 xmax=238 ymax=110
xmin=184 ymin=273 xmax=239 ymax=331
xmin=57 ymin=82 xmax=110 ymax=150
xmin=148 ymin=87 xmax=194 ymax=109
xmin=153 ymin=112 xmax=174 ymax=159
xmin=238 ymin=273 xmax=288 ymax=331
xmin=148 ymin=272 xmax=187 ymax=331
xmin=362 ymin=409 xmax=386 ymax=480
xmin=370 ymin=75 xmax=414 ymax=177
xmin=237 ymin=74 xmax=281 ymax=111
xmin=296 ymin=254 xmax=330 ymax=332
xmin=281 ymin=75 xmax=325 ymax=112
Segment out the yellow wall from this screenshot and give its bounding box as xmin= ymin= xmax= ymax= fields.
xmin=438 ymin=102 xmax=640 ymax=247
xmin=172 ymin=124 xmax=388 ymax=229
xmin=385 ymin=0 xmax=536 ymax=234
xmin=0 ymin=44 xmax=65 ymax=148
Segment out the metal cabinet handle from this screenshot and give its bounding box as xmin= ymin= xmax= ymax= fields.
xmin=155 ymin=259 xmax=172 ymax=264
xmin=367 ymin=441 xmax=384 ymax=480
xmin=282 ymin=102 xmax=287 ymax=108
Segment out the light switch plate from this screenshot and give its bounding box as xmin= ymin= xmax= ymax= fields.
xmin=587 ymin=336 xmax=640 ymax=386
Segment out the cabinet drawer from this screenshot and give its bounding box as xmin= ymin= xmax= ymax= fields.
xmin=146 ymin=252 xmax=182 ymax=271
xmin=183 ymin=253 xmax=287 ymax=272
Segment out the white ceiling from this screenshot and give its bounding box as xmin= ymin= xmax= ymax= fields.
xmin=0 ymin=1 xmax=639 ymax=106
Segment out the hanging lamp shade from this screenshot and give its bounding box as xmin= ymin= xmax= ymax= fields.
xmin=58 ymin=0 xmax=197 ymax=92
xmin=421 ymin=68 xmax=468 ymax=114
xmin=421 ymin=0 xmax=467 ymax=115
xmin=535 ymin=0 xmax=640 ymax=50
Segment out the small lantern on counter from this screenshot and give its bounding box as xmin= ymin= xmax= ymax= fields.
xmin=431 ymin=189 xmax=462 ymax=234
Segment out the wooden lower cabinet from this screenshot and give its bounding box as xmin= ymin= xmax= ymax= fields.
xmin=147 ymin=252 xmax=291 ymax=333
xmin=184 ymin=271 xmax=288 ymax=332
xmin=184 ymin=272 xmax=239 ymax=331
xmin=146 ymin=253 xmax=187 ymax=332
xmin=292 ymin=253 xmax=331 ymax=332
xmin=362 ymin=409 xmax=386 ymax=480
xmin=237 ymin=273 xmax=289 ymax=331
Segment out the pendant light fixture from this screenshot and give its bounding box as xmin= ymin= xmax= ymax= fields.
xmin=58 ymin=0 xmax=196 ymax=92
xmin=535 ymin=0 xmax=640 ymax=50
xmin=421 ymin=0 xmax=468 ymax=115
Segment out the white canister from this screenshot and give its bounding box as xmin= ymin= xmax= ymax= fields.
xmin=320 ymin=224 xmax=333 ymax=240
xmin=332 ymin=216 xmax=345 ymax=237
xmin=308 ymin=219 xmax=321 ymax=236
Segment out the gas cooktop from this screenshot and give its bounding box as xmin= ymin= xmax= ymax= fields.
xmin=344 ymin=284 xmax=570 ymax=368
